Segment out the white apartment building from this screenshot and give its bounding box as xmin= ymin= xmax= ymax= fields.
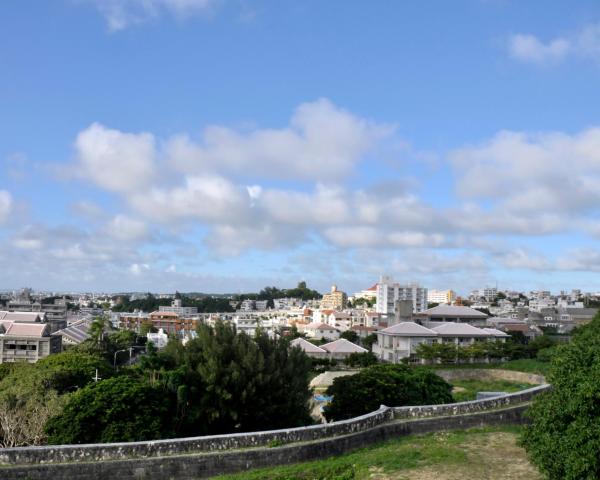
xmin=375 ymin=277 xmax=427 ymax=314
xmin=427 ymin=289 xmax=456 ymax=305
xmin=159 ymin=299 xmax=198 ymax=316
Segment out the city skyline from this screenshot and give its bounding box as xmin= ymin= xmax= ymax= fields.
xmin=2 ymin=1 xmax=600 ymax=293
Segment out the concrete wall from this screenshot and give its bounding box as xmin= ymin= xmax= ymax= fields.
xmin=435 ymin=368 xmax=546 ymax=385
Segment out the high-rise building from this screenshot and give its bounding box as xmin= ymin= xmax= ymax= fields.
xmin=320 ymin=285 xmax=348 ymax=310
xmin=427 ymin=289 xmax=456 ymax=305
xmin=375 ymin=277 xmax=427 ymax=314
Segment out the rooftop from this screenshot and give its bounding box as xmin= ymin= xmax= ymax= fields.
xmin=321 ymin=338 xmax=368 ymax=354
xmin=379 ymin=322 xmax=437 ymax=336
xmin=422 ymin=305 xmax=488 ymax=318
xmin=289 ymin=337 xmax=327 ymax=353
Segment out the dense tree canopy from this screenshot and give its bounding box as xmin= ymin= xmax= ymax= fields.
xmin=0 ymin=352 xmax=111 ymax=447
xmin=111 ymin=293 xmax=234 ymax=313
xmin=46 ymin=376 xmax=174 ymax=444
xmin=323 ymin=364 xmax=453 ymax=421
xmin=45 ymin=321 xmax=313 ymax=443
xmin=521 ymin=315 xmax=600 ymax=479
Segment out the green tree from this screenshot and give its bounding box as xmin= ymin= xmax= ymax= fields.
xmin=340 ymin=330 xmax=359 ymax=343
xmin=45 ymin=376 xmax=174 ymax=444
xmin=344 ymin=352 xmax=378 ymax=368
xmin=521 ymin=315 xmax=600 ymax=479
xmin=323 ymin=364 xmax=452 ymax=421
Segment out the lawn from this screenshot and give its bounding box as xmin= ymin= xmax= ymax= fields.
xmin=212 ymin=426 xmax=541 ymax=480
xmin=450 ymin=378 xmax=536 ymax=402
xmin=427 ymin=359 xmax=550 ymax=376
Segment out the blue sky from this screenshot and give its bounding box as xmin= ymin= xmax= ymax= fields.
xmin=2 ymin=0 xmax=600 ymax=295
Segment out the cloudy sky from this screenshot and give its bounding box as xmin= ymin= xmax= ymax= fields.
xmin=2 ymin=0 xmax=600 ymax=294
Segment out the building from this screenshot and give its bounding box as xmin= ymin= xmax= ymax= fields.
xmin=54 ymin=320 xmax=90 ymax=346
xmin=415 ymin=305 xmax=489 ymax=326
xmin=471 ymin=287 xmax=498 ymax=302
xmin=427 ymin=289 xmax=456 ymax=305
xmin=159 ymin=298 xmax=198 ymax=316
xmin=320 ymin=285 xmax=347 ymax=310
xmin=375 ymin=277 xmax=427 ymax=315
xmin=301 ymin=322 xmax=340 ymax=341
xmin=373 ymin=321 xmax=508 ymax=364
xmin=0 ymin=321 xmax=61 ymax=363
xmin=6 ymin=299 xmax=67 ymax=332
xmin=147 ymin=328 xmax=169 ymax=349
xmin=119 ymin=311 xmax=201 ymax=337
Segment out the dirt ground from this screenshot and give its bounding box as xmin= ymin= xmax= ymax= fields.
xmin=368 ymin=432 xmax=542 ymax=480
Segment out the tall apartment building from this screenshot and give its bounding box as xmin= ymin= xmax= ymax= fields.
xmin=375 ymin=277 xmax=428 ymax=314
xmin=320 ymin=285 xmax=348 ymax=310
xmin=427 ymin=289 xmax=456 ymax=305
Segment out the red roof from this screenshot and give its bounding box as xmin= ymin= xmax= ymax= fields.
xmin=366 ymin=284 xmax=377 ymax=291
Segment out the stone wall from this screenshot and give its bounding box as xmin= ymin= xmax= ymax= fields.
xmin=0 ymin=405 xmax=530 ymax=480
xmin=0 ymin=375 xmax=551 ymax=480
xmin=435 ymin=368 xmax=546 ymax=385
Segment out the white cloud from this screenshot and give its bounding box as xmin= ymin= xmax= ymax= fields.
xmin=508 ymin=23 xmax=600 ymax=65
xmin=75 ymin=123 xmax=157 ymax=193
xmin=166 ymin=98 xmax=393 ymax=181
xmin=130 ymin=263 xmax=150 ymax=275
xmin=130 ymin=175 xmax=253 ymax=223
xmin=0 ymin=190 xmax=12 ymax=223
xmin=105 ymin=215 xmax=149 ymax=242
xmin=87 ymin=0 xmax=220 ymax=32
xmin=450 ymin=128 xmax=600 ymax=229
xmin=508 ymin=34 xmax=569 ymax=64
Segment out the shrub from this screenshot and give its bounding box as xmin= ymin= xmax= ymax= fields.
xmin=521 ymin=315 xmax=600 ymax=479
xmin=323 ymin=364 xmax=452 ymax=421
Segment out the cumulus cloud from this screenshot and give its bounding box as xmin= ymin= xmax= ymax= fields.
xmin=0 ymin=190 xmax=12 ymax=223
xmin=508 ymin=23 xmax=600 ymax=65
xmin=450 ymin=128 xmax=600 ymax=233
xmin=508 ymin=34 xmax=570 ymax=64
xmin=86 ymin=0 xmax=220 ymax=31
xmin=75 ymin=123 xmax=157 ymax=192
xmin=166 ymin=98 xmax=393 ymax=181
xmin=129 ymin=175 xmax=253 ymax=223
xmin=105 ymin=215 xmax=149 ymax=242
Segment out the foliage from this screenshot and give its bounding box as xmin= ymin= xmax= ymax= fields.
xmin=112 ymin=292 xmax=234 ymax=313
xmin=521 ymin=315 xmax=600 ymax=479
xmin=45 ymin=376 xmax=175 ymax=444
xmin=0 ymin=351 xmax=110 ymax=447
xmin=344 ymin=352 xmax=378 ymax=368
xmin=323 ymin=364 xmax=453 ymax=421
xmin=340 ymin=330 xmax=359 ymax=343
xmin=362 ymin=333 xmax=378 ymax=351
xmin=234 ymin=282 xmax=321 ymax=303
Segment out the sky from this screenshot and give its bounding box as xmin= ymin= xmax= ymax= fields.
xmin=2 ymin=0 xmax=600 ymax=295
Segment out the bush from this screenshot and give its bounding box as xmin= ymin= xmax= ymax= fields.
xmin=45 ymin=376 xmax=175 ymax=444
xmin=344 ymin=352 xmax=378 ymax=368
xmin=323 ymin=364 xmax=452 ymax=421
xmin=521 ymin=315 xmax=600 ymax=479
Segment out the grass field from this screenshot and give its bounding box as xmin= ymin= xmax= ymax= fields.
xmin=450 ymin=378 xmax=536 ymax=402
xmin=213 ymin=426 xmax=541 ymax=480
xmin=428 ymin=359 xmax=550 ymax=376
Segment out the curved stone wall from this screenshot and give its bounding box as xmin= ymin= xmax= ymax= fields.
xmin=0 ymin=374 xmax=551 ymax=480
xmin=435 ymin=368 xmax=546 ymax=385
